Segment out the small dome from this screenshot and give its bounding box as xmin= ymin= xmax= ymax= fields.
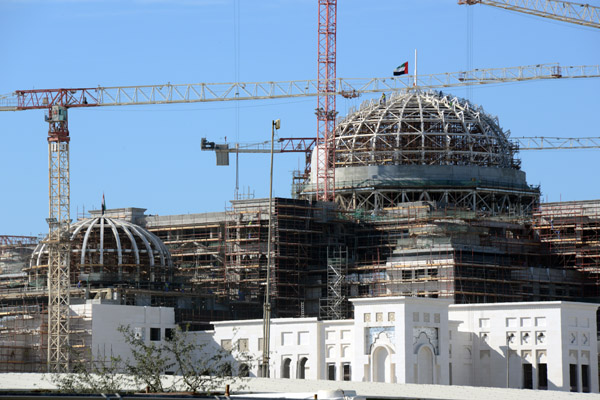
xmin=29 ymin=216 xmax=172 ymax=288
xmin=335 ymin=91 xmax=518 ymax=169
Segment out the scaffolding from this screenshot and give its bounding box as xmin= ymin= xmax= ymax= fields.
xmin=342 ymin=201 xmax=583 ymax=306
xmin=0 ymin=198 xmax=597 ymax=371
xmin=222 ymin=198 xmax=322 ymax=319
xmin=150 ymin=223 xmax=225 ymax=291
xmin=320 ymin=247 xmax=350 ymax=320
xmin=348 ymin=204 xmax=461 ymax=301
xmin=533 ymin=200 xmax=600 ymax=298
xmin=0 ymin=236 xmax=37 ymax=284
xmin=0 ymin=304 xmax=45 ymax=372
xmin=0 ymin=301 xmax=92 ymax=373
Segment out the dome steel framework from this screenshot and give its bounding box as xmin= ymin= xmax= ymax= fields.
xmin=29 ymin=216 xmax=172 ymax=288
xmin=299 ymin=91 xmax=540 ymax=216
xmin=335 ymin=91 xmax=518 ymax=168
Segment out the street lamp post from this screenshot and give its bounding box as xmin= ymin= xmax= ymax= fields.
xmin=261 ymin=119 xmax=280 ymax=378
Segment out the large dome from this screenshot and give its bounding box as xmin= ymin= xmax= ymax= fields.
xmin=28 ymin=216 xmax=172 ymax=288
xmin=299 ymin=91 xmax=539 ymax=215
xmin=335 ymin=91 xmax=518 ymax=168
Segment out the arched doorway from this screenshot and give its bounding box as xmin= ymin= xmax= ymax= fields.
xmin=281 ymin=358 xmax=291 ymax=378
xmin=417 ymin=346 xmax=434 ymax=384
xmin=238 ymin=363 xmax=250 ymax=377
xmin=297 ymin=357 xmax=308 ymax=379
xmin=373 ymin=346 xmax=389 ymax=383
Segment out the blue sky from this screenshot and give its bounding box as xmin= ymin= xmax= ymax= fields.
xmin=1 ymin=0 xmax=599 ymax=236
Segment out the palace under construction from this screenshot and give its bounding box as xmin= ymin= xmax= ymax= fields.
xmin=0 ymin=91 xmax=598 ymax=372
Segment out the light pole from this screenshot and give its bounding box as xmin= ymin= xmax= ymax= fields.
xmin=261 ymin=119 xmax=280 ymax=378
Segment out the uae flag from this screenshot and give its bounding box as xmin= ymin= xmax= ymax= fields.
xmin=101 ymin=193 xmax=106 ymax=215
xmin=393 ymin=62 xmax=409 ymax=76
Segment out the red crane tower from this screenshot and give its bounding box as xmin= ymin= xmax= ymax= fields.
xmin=316 ymin=0 xmax=337 ymax=202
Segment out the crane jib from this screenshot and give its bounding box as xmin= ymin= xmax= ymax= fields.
xmin=1 ymin=64 xmax=598 ymax=111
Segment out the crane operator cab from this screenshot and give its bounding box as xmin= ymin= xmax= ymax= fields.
xmin=45 ymin=105 xmax=67 ymax=123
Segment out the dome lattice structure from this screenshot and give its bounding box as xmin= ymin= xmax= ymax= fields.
xmin=299 ymin=91 xmax=539 ymax=215
xmin=335 ymin=91 xmax=518 ymax=169
xmin=29 ymin=216 xmax=172 ymax=288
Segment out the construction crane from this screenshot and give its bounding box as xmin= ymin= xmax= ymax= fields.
xmin=46 ymin=102 xmax=71 ymax=373
xmin=200 ymin=137 xmax=315 ymax=163
xmin=0 ymin=235 xmax=38 ymax=247
xmin=316 ymin=0 xmax=337 ymax=202
xmin=0 ymin=63 xmax=598 ymax=372
xmin=200 ymin=136 xmax=600 ymax=162
xmin=201 ymin=137 xmax=317 ymax=195
xmin=458 ymin=0 xmax=600 ymax=29
xmin=513 ymin=136 xmax=600 ymax=149
xmin=3 ymin=64 xmax=598 ymax=111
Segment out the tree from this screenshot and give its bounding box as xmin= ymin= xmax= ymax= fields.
xmin=117 ymin=324 xmax=250 ymax=393
xmin=50 ymin=350 xmax=127 ymax=394
xmin=118 ymin=325 xmax=174 ymax=393
xmin=53 ymin=324 xmax=250 ymax=394
xmin=163 ymin=326 xmax=238 ymax=394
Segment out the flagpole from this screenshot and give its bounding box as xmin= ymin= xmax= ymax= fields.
xmin=414 ymin=49 xmax=418 ymax=87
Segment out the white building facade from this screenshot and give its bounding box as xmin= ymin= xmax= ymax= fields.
xmin=70 ymin=301 xmax=177 ymax=364
xmin=67 ymin=297 xmax=599 ymax=393
xmin=449 ymin=302 xmax=599 ymax=392
xmin=209 ymin=297 xmax=599 ymax=393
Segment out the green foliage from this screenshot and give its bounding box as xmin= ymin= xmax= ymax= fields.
xmin=50 ymin=351 xmax=127 ymax=394
xmin=118 ymin=325 xmax=174 ymax=393
xmin=164 ymin=326 xmax=250 ymax=394
xmin=53 ymin=324 xmax=251 ymax=394
xmin=164 ymin=326 xmax=207 ymax=392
